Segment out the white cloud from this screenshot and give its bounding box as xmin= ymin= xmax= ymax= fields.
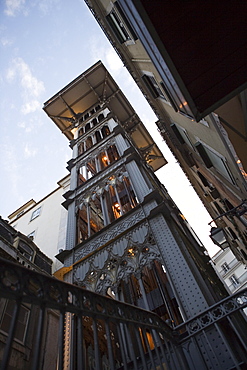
xmin=17 ymin=115 xmax=44 ymax=133
xmin=105 ymin=48 xmax=123 ymax=73
xmin=6 ymin=57 xmax=45 ymax=115
xmin=4 ymin=0 xmax=26 ymax=17
xmin=14 ymin=57 xmax=45 ymax=96
xmin=6 ymin=67 xmax=16 ymax=81
xmin=38 ymin=0 xmax=60 ymax=15
xmin=21 ymin=100 xmax=41 ymax=114
xmin=0 ymin=143 xmax=20 ymax=197
xmin=24 ymin=143 xmax=37 ymax=158
xmin=89 ymin=36 xmax=123 ymax=76
xmin=1 ymin=37 xmax=14 ymax=47
xmin=18 ymin=120 xmax=32 ymax=132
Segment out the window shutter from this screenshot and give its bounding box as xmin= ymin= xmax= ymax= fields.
xmin=194 ymin=142 xmax=213 ymax=168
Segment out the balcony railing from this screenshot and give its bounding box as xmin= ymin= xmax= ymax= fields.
xmin=0 ymin=257 xmax=247 ymax=370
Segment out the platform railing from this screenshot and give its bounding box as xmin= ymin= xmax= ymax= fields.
xmin=0 ymin=258 xmax=186 ymax=370
xmin=0 ymin=257 xmax=247 ymax=370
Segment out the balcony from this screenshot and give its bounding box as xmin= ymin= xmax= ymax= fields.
xmin=0 ymin=258 xmax=247 ymax=369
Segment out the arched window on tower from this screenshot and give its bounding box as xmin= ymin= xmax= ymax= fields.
xmin=102 ymin=125 xmax=110 ymax=138
xmin=98 ymin=152 xmax=109 ymax=171
xmin=78 ymin=142 xmax=85 ymax=156
xmin=76 ymin=174 xmax=138 ymax=243
xmin=107 ymin=145 xmax=119 ymax=163
xmin=77 ymin=145 xmax=120 ymax=185
xmin=89 ymin=194 xmax=104 ymax=235
xmin=84 ymin=112 xmax=89 ymax=120
xmin=85 ymin=136 xmax=93 ymax=150
xmin=85 ymin=122 xmax=91 ymax=133
xmin=95 ymin=130 xmax=102 ymax=143
xmin=92 ymin=118 xmax=98 ymax=127
xmin=78 ymin=165 xmax=87 ymax=186
xmin=103 ymin=175 xmax=138 ymax=222
xmin=98 ymin=113 xmax=104 ymax=122
xmin=77 ymin=195 xmax=104 ymax=243
xmin=86 ymin=159 xmax=97 ymax=179
xmin=77 ymin=205 xmax=88 ymax=242
xmin=98 ymin=145 xmax=119 ymax=171
xmin=78 ymin=128 xmax=84 ymax=137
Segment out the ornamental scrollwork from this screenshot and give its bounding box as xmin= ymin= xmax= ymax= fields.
xmin=73 ymin=222 xmax=161 ymax=294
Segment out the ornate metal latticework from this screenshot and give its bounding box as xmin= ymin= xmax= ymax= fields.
xmin=73 ymin=223 xmax=160 ymax=293
xmin=1 ymin=258 xmax=247 ymax=370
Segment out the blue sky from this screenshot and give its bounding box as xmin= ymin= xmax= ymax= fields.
xmin=0 ymin=0 xmax=219 ymax=256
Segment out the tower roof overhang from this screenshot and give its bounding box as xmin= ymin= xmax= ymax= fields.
xmin=43 ymin=61 xmax=166 ymax=171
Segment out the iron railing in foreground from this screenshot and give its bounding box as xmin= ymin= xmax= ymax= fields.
xmin=0 ymin=258 xmax=247 ymax=370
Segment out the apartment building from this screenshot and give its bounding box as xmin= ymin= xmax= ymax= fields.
xmin=83 ymin=0 xmax=247 ymax=264
xmin=8 ymin=176 xmax=69 ymax=271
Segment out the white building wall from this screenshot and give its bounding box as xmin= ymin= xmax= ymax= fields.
xmin=8 ymin=176 xmax=69 ymax=271
xmin=212 ymin=248 xmax=247 ymax=294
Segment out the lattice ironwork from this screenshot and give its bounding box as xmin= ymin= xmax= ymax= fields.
xmin=1 ymin=257 xmax=247 ymax=370
xmin=177 ymin=289 xmax=247 ymax=338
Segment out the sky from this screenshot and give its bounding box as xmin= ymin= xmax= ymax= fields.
xmin=0 ymin=0 xmax=219 ymax=256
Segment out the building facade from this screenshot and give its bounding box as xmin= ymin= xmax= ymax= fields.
xmin=212 ymin=247 xmax=247 ymax=295
xmin=83 ymin=0 xmax=247 ymax=264
xmin=8 ymin=176 xmax=69 ymax=272
xmin=0 ymin=217 xmax=58 ymax=369
xmin=41 ymin=61 xmax=247 ymax=368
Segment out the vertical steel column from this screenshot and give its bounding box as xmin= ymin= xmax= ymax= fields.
xmin=57 ymin=310 xmax=65 ymax=370
xmin=125 ymin=323 xmax=138 ymax=369
xmin=170 ymin=340 xmax=191 ymax=370
xmin=137 ymin=275 xmax=150 ymax=310
xmin=133 ymin=326 xmax=148 ymax=370
xmin=77 ymin=314 xmax=84 ymax=370
xmin=116 ymin=323 xmax=128 ymax=369
xmin=226 ymin=314 xmax=247 ymax=352
xmin=154 ymin=330 xmax=170 ymax=369
xmin=151 ymin=329 xmax=165 ymax=370
xmin=201 ymin=329 xmax=221 ymax=369
xmin=215 ymin=323 xmax=241 ymax=369
xmin=113 ymin=184 xmax=124 ymax=216
xmin=105 ymin=320 xmax=115 ymax=370
xmin=87 ymin=204 xmax=91 ymax=237
xmin=31 ymin=304 xmax=46 ymax=369
xmin=93 ymin=318 xmax=102 ymax=370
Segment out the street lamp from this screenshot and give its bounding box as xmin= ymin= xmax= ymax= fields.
xmin=208 ymin=200 xmax=246 ymax=249
xmin=209 ymin=227 xmax=228 ymax=249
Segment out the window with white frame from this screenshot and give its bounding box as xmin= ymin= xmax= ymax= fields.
xmin=106 ymin=2 xmax=137 ymax=44
xmin=221 ymin=262 xmax=230 ymax=273
xmin=195 ymin=142 xmax=235 ymax=184
xmin=0 ymin=298 xmax=30 ymax=343
xmin=142 ymin=74 xmax=166 ymax=100
xmin=229 ymin=274 xmax=239 ymax=288
xmin=30 ymin=207 xmax=41 ymax=221
xmin=171 ymin=123 xmax=194 ymax=149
